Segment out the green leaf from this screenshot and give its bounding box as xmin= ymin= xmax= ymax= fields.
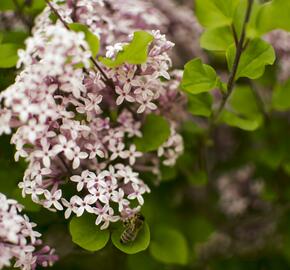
xmin=99 ymin=31 xmax=154 ymax=68
xmin=134 ymin=114 xmax=170 ymax=152
xmin=187 ymin=93 xmax=213 ymax=117
xmin=200 ymin=26 xmax=234 ymax=51
xmin=69 ymin=214 xmax=110 ymax=252
xmin=0 ymin=0 xmax=15 ymax=10
xmin=0 ymin=44 xmax=19 ymax=68
xmin=0 ymin=33 xmax=3 ymax=44
xmin=188 ymin=217 xmax=214 ymax=244
xmin=226 ymin=38 xmax=275 ymax=80
xmin=272 ymin=79 xmax=290 ymax=111
xmin=219 ymin=85 xmax=263 ymax=131
xmin=69 ymin=23 xmax=100 ymax=57
xmin=160 ymin=165 xmax=177 ymax=182
xmin=111 ymin=222 xmax=150 ymax=254
xmin=188 ymin=170 xmax=208 ymax=186
xmin=220 ymin=110 xmax=262 ymax=131
xmin=181 ymin=58 xmax=219 ymax=94
xmin=232 ymin=0 xmax=263 ymax=39
xmin=1 ymin=31 xmax=28 ymax=44
xmin=257 ymin=0 xmax=290 ymax=33
xmin=149 ymin=226 xmax=188 ymax=265
xmin=195 ymin=0 xmax=239 ymax=28
xmin=0 ymin=0 xmax=45 ymax=11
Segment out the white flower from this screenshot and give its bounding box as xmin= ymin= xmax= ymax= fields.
xmin=127 ymin=183 xmax=147 ymax=205
xmin=0 ymin=193 xmax=57 ymax=269
xmin=67 ymin=146 xmax=88 ymax=170
xmin=43 ymin=190 xmax=63 ymax=210
xmin=115 ymin=86 xmax=135 ymax=105
xmin=70 ymin=170 xmax=92 ymax=192
xmin=33 ymin=138 xmax=58 ymax=168
xmin=120 ymin=144 xmax=142 ymax=165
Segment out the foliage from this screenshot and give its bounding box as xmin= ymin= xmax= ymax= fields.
xmin=69 ymin=214 xmax=110 ymax=252
xmin=2 ymin=0 xmax=290 ymax=270
xmin=134 ymin=114 xmax=171 ymax=152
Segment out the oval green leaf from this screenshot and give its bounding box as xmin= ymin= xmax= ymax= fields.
xmin=69 ymin=214 xmax=110 ymax=252
xmin=181 ymin=58 xmax=219 ymax=94
xmin=187 ymin=92 xmax=213 ymax=117
xmin=134 ymin=114 xmax=170 ymax=152
xmin=99 ymin=31 xmax=154 ymax=68
xmin=200 ymin=26 xmax=234 ymax=51
xmin=195 ymin=0 xmax=239 ymax=28
xmin=111 ymin=222 xmax=150 ymax=254
xmin=0 ymin=43 xmax=19 ymax=68
xmin=226 ymin=38 xmax=275 ymax=80
xmin=149 ymin=225 xmax=188 ymax=265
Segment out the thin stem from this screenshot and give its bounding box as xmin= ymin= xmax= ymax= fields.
xmin=231 ymin=25 xmax=238 ymax=48
xmin=213 ymin=0 xmax=254 ymax=123
xmin=249 ymin=81 xmax=270 ymax=121
xmin=44 ymin=0 xmax=112 ymax=87
xmin=71 ymin=0 xmax=78 ymax=22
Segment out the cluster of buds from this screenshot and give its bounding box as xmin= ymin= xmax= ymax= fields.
xmin=0 ymin=0 xmax=185 ymax=230
xmin=0 ymin=193 xmax=57 ymax=270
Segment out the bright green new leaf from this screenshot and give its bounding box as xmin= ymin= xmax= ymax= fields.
xmin=149 ymin=225 xmax=188 ymax=265
xmin=226 ymin=38 xmax=275 ymax=80
xmin=134 ymin=114 xmax=170 ymax=152
xmin=0 ymin=0 xmax=45 ymax=11
xmin=111 ymin=222 xmax=150 ymax=254
xmin=187 ymin=93 xmax=213 ymax=117
xmin=0 ymin=0 xmax=15 ymax=11
xmin=200 ymin=26 xmax=234 ymax=51
xmin=257 ymin=0 xmax=290 ymax=33
xmin=69 ymin=23 xmax=100 ymax=57
xmin=195 ymin=0 xmax=239 ymax=28
xmin=181 ymin=58 xmax=219 ymax=94
xmin=220 ymin=110 xmax=262 ymax=131
xmin=99 ymin=31 xmax=154 ymax=68
xmin=0 ymin=43 xmax=19 ymax=68
xmin=69 ymin=214 xmax=110 ymax=252
xmin=219 ymin=85 xmax=263 ymax=131
xmin=1 ymin=31 xmax=28 ymax=44
xmin=272 ymin=79 xmax=290 ymax=111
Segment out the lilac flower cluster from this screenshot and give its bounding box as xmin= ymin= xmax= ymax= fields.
xmin=33 ymin=0 xmax=203 ymax=63
xmin=34 ymin=0 xmax=168 ymax=51
xmin=0 ymin=193 xmax=57 ymax=270
xmin=217 ymin=166 xmax=265 ymax=216
xmin=0 ymin=1 xmax=185 ymax=229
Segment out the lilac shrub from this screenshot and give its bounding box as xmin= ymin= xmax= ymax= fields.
xmin=0 ymin=193 xmax=57 ymax=270
xmin=0 ymin=0 xmax=185 ymax=230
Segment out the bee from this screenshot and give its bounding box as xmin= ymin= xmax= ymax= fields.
xmin=120 ymin=213 xmax=145 ymax=244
